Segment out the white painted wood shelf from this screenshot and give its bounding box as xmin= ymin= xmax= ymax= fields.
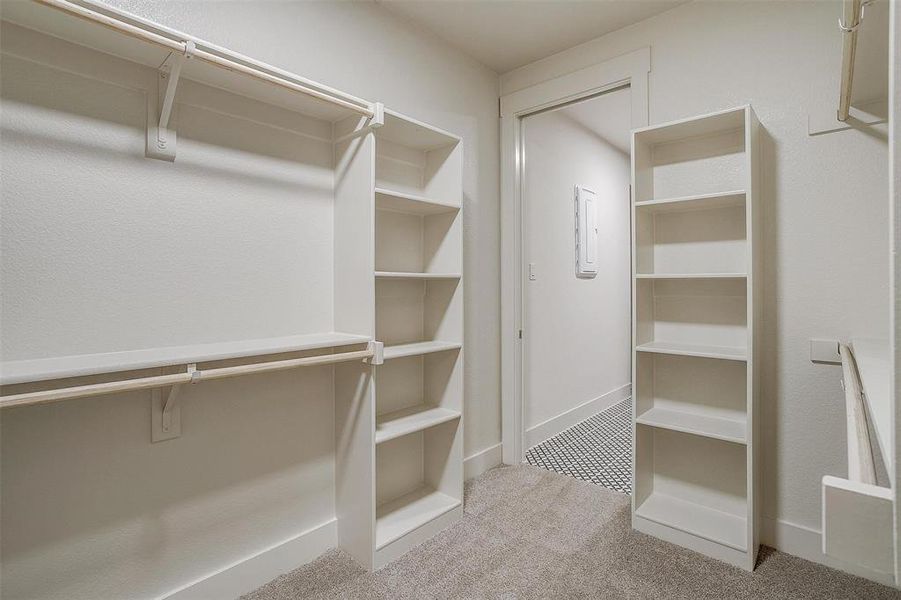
xmin=636 ymin=406 xmax=746 ymax=445
xmin=375 ymin=188 xmax=460 ymax=215
xmin=634 ymin=190 xmax=745 ymax=213
xmin=375 ymin=271 xmax=461 ymax=280
xmin=635 ymin=273 xmax=746 ymax=280
xmin=635 ymin=493 xmax=747 ymax=552
xmin=375 ymin=405 xmax=461 ymax=444
xmin=632 ymin=105 xmax=759 ymax=571
xmin=383 ymin=341 xmax=463 ymax=361
xmin=375 ymin=486 xmax=461 ymax=550
xmin=0 ymin=332 xmax=371 ymax=385
xmin=635 ymin=341 xmax=747 ymax=362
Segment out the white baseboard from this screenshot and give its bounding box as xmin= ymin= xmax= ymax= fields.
xmin=525 ymin=383 xmax=631 ymax=449
xmin=762 ymin=517 xmax=896 ymax=587
xmin=464 ymin=442 xmax=503 ymax=481
xmin=160 ymin=519 xmax=337 ymax=600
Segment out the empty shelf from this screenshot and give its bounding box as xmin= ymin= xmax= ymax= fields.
xmin=376 ymin=486 xmax=461 ymax=549
xmin=634 ymin=190 xmax=745 ymax=213
xmin=633 ymin=106 xmax=747 ymax=146
xmin=636 ymin=407 xmax=746 ymax=445
xmin=0 ymin=332 xmax=372 ymax=385
xmin=635 ymin=492 xmax=747 ymax=551
xmin=376 ymin=405 xmax=461 ymax=444
xmin=375 ymin=188 xmax=460 ymax=215
xmin=636 ymin=273 xmax=746 ymax=280
xmin=636 ymin=341 xmax=746 ymax=362
xmin=375 ymin=271 xmax=461 ymax=280
xmin=383 ymin=341 xmax=462 ymax=360
xmin=378 ymin=109 xmax=461 ymax=150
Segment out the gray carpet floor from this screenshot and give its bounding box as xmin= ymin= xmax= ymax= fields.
xmin=242 ymin=465 xmax=901 ymax=599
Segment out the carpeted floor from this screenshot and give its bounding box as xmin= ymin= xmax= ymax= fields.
xmin=242 ymin=465 xmax=901 ymax=600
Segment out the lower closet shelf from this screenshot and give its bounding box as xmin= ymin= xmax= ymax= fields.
xmin=383 ymin=341 xmax=462 ymax=360
xmin=376 ymin=486 xmax=461 ymax=549
xmin=636 ymin=407 xmax=746 ymax=444
xmin=636 ymin=341 xmax=747 ymax=361
xmin=635 ymin=493 xmax=747 ymax=551
xmin=376 ymin=405 xmax=461 ymax=444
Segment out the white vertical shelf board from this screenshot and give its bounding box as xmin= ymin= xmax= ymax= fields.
xmin=850 ymin=338 xmax=892 ymax=482
xmin=631 ymin=105 xmax=758 ymax=571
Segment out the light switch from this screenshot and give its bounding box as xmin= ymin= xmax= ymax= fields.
xmin=810 ymin=338 xmax=841 ymax=364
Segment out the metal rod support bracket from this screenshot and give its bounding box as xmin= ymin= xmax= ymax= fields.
xmin=368 ymin=341 xmax=384 ymax=366
xmin=146 ymin=41 xmax=195 ymax=161
xmin=152 ymin=363 xmax=195 ymax=442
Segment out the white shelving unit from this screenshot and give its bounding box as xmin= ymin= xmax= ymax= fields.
xmin=631 ymin=105 xmax=760 ymax=571
xmin=0 ymin=0 xmax=463 ymax=574
xmin=370 ymin=111 xmax=464 ymax=569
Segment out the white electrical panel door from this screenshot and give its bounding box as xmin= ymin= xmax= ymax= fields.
xmin=575 ymin=185 xmax=598 ymax=278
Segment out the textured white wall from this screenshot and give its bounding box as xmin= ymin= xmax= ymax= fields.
xmin=522 ymin=107 xmax=631 ymax=433
xmin=503 ymin=0 xmax=889 ymax=546
xmin=0 ymin=2 xmax=499 ymax=598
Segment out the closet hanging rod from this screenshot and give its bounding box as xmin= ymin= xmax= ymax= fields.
xmin=837 ymin=0 xmax=875 ymax=121
xmin=32 ymin=0 xmax=376 ymax=118
xmin=0 ymin=344 xmax=381 ymax=410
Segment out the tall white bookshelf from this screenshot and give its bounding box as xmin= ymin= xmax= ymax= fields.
xmin=630 ymin=106 xmax=760 ymax=570
xmin=335 ymin=110 xmax=464 ymax=570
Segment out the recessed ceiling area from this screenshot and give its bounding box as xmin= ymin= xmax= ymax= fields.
xmin=376 ymin=0 xmax=686 ymax=73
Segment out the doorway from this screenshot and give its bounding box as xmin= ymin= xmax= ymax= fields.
xmin=518 ymin=87 xmax=633 ymax=493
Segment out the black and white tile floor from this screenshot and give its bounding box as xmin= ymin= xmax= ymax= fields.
xmin=525 ymin=398 xmax=632 ymax=495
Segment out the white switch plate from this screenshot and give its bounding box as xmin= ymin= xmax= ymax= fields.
xmin=810 ymin=338 xmax=841 ymax=364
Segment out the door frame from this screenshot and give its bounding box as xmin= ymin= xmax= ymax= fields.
xmin=499 ymin=48 xmax=651 ymax=464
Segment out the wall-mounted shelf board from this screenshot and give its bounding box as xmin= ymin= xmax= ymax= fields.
xmin=850 ymin=338 xmax=891 ymax=479
xmin=631 ymin=106 xmax=746 ymax=146
xmin=634 ymin=190 xmax=745 ymax=213
xmin=635 ymin=273 xmax=746 ymax=280
xmin=375 ymin=485 xmax=461 ymax=549
xmin=379 ymin=109 xmax=461 ymax=151
xmin=375 ymin=188 xmax=460 ymax=215
xmin=0 ymin=332 xmax=372 ymax=385
xmin=0 ymin=0 xmax=371 ymax=122
xmin=636 ymin=406 xmax=746 ymax=445
xmin=635 ymin=493 xmax=747 ymax=551
xmin=383 ymin=341 xmax=462 ymax=361
xmin=635 ymin=341 xmax=747 ymax=362
xmin=375 ymin=405 xmax=461 ymax=444
xmin=375 ymin=272 xmax=461 ymax=280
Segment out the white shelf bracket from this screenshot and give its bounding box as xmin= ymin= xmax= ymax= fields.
xmin=368 ymin=341 xmax=385 ymax=366
xmin=151 ymin=363 xmax=198 ymax=442
xmin=333 ymin=102 xmax=385 ymax=145
xmin=147 ymin=40 xmax=195 ymax=161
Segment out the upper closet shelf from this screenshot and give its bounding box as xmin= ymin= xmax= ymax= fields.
xmin=375 ymin=188 xmax=460 ymax=215
xmin=634 ymin=190 xmax=746 ymax=213
xmin=0 ymin=332 xmax=372 ymax=385
xmin=378 ymin=109 xmax=461 ymax=150
xmin=632 ymin=105 xmax=748 ymax=146
xmin=2 ymin=0 xmax=377 ymax=122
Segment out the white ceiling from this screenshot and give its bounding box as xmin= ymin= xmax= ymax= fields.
xmin=376 ymin=0 xmax=686 ymax=73
xmin=556 ymin=86 xmax=632 ymax=153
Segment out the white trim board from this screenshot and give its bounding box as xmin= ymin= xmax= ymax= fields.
xmin=500 ymin=47 xmax=650 ymax=466
xmin=160 ymin=519 xmax=337 ymax=600
xmin=525 ymin=384 xmax=631 ymax=449
xmin=464 ymin=443 xmax=503 ymax=481
xmin=761 ymin=517 xmax=895 ymax=588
